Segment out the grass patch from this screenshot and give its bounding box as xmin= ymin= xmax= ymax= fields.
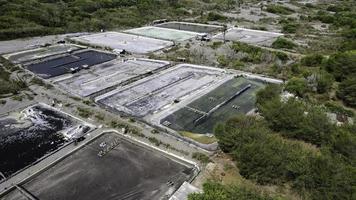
xmin=209 ymin=41 xmax=223 ymax=49
xmin=192 ymin=152 xmax=211 ymax=164
xmin=266 ymin=4 xmax=295 ymax=15
xmin=77 ymin=107 xmax=92 ymax=118
xmin=272 ymin=37 xmax=296 ymax=49
xmin=180 ymin=131 xmax=217 ymax=144
xmin=148 ymin=137 xmax=162 ymax=146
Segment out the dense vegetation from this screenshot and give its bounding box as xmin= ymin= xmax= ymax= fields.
xmin=0 ymin=0 xmax=196 ymax=40
xmin=266 ymin=4 xmax=295 ymax=15
xmin=213 ymin=86 xmax=356 ymax=199
xmin=0 ymin=0 xmax=242 ymax=40
xmin=189 ymin=181 xmax=281 ymax=200
xmin=0 ymin=58 xmax=27 ymax=96
xmin=283 ymin=50 xmax=356 ymax=108
xmin=275 ymin=0 xmax=356 ymax=109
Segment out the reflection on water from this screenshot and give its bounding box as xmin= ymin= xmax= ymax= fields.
xmin=0 ymin=105 xmax=74 ymax=177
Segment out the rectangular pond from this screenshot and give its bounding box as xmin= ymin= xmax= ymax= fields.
xmin=26 ymin=50 xmax=116 ymax=79
xmin=6 ymin=132 xmax=196 ymax=200
xmin=72 ymin=32 xmax=174 ymax=54
xmin=124 ymin=26 xmax=200 ymax=42
xmin=0 ymin=104 xmax=92 ymax=178
xmin=160 ymin=77 xmax=265 ymax=134
xmin=96 ymin=64 xmax=229 ymax=117
xmin=55 ymin=59 xmax=170 ymax=97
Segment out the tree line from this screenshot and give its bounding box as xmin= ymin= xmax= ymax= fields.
xmin=195 ymin=84 xmax=355 ymax=200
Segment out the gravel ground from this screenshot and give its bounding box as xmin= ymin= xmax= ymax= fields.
xmin=0 ymin=33 xmax=87 ymax=55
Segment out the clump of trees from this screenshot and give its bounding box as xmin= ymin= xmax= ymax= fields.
xmin=189 ymin=89 xmax=349 ymax=200
xmin=301 ymin=54 xmax=324 ymax=67
xmin=256 ymin=85 xmax=356 ymax=151
xmin=279 ymin=18 xmax=300 ymax=34
xmin=0 ymin=0 xmax=195 ymax=40
xmin=266 ymin=4 xmax=295 ymax=15
xmin=285 ymin=77 xmax=309 ymax=97
xmin=337 ymin=77 xmax=356 ymax=108
xmin=324 ymin=51 xmax=356 ymax=82
xmin=0 ymin=58 xmax=27 ymax=96
xmin=195 ymin=85 xmax=355 ymax=199
xmin=312 ymin=1 xmax=356 ymax=51
xmin=324 ymin=51 xmax=356 ymax=108
xmin=272 ymin=37 xmax=296 ymax=49
xmin=279 ymin=50 xmax=355 ymax=108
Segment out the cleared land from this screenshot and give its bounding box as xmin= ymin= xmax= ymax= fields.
xmin=161 ymin=77 xmax=265 ymax=134
xmin=124 ymin=26 xmax=200 ymax=42
xmin=72 ymin=32 xmax=174 ymax=54
xmin=155 ymin=22 xmax=223 ymax=33
xmin=0 ymin=33 xmax=85 ymax=55
xmin=214 ymin=28 xmax=283 ymax=46
xmin=0 ymin=104 xmax=91 ymax=178
xmin=3 ymin=44 xmax=81 ymax=64
xmin=55 ymin=58 xmax=170 ymax=97
xmin=97 ymin=64 xmax=229 ymax=117
xmin=1 ymin=132 xmax=195 ymax=200
xmin=25 ymin=50 xmax=116 ymax=79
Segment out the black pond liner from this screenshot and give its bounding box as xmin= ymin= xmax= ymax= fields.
xmin=0 ymin=105 xmax=75 ymax=177
xmin=26 ymin=50 xmax=117 ymax=79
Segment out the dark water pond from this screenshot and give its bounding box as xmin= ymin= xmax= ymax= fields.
xmin=0 ymin=105 xmax=75 ymax=177
xmin=27 ymin=50 xmax=116 ymax=79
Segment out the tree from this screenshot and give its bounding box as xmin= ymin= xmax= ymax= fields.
xmin=259 ymin=96 xmax=334 ymax=146
xmin=301 ymin=54 xmax=324 ymax=67
xmin=285 ymin=77 xmax=309 ymax=97
xmin=331 ymin=124 xmax=356 ymax=163
xmin=272 ymin=37 xmax=296 ymax=49
xmin=213 ymin=114 xmax=355 ymax=200
xmin=256 ymin=84 xmax=281 ymax=108
xmin=324 ymin=51 xmax=356 ymax=81
xmin=337 ymin=77 xmax=356 ymax=108
xmin=315 ymin=71 xmax=334 ymax=94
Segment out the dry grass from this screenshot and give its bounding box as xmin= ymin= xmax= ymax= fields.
xmin=179 ymin=131 xmax=218 ymax=144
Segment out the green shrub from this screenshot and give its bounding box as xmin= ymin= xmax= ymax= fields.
xmin=314 ymin=71 xmax=334 ymax=94
xmin=301 ymin=54 xmax=324 ymax=67
xmin=209 ymin=41 xmax=223 ymax=49
xmin=77 ymin=107 xmax=92 ymax=118
xmin=337 ymin=77 xmax=356 ymax=108
xmin=148 ymin=137 xmax=161 ymax=146
xmin=189 ymin=181 xmax=280 ymax=200
xmin=266 ymin=5 xmax=295 ymax=15
xmin=285 ymin=77 xmax=309 ymax=97
xmin=256 ymin=84 xmax=282 ymax=107
xmin=272 ymin=37 xmax=296 ymax=49
xmin=94 ymin=114 xmax=104 ymax=121
xmin=259 ymin=97 xmax=335 ymax=146
xmin=324 ymin=51 xmax=356 ymax=82
xmin=275 ymin=52 xmax=289 ymax=61
xmin=214 ymin=115 xmax=355 ymax=199
xmin=324 ymin=102 xmax=354 ymax=117
xmin=207 ymin=12 xmax=227 ymax=21
xmin=282 ymin=22 xmax=299 ymax=33
xmin=192 ymin=152 xmax=210 ymax=163
xmin=314 ymin=11 xmax=335 ymax=24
